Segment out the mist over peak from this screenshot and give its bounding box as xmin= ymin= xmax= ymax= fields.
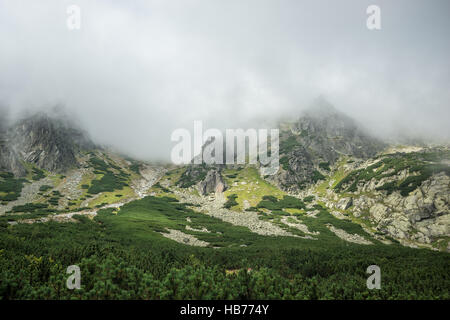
xmin=0 ymin=0 xmax=449 ymax=161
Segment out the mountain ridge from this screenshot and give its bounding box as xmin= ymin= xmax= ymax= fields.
xmin=0 ymin=112 xmax=96 ymax=175
xmin=0 ymin=105 xmax=448 ymax=252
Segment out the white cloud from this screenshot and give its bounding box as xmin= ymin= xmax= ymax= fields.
xmin=0 ymin=0 xmax=449 ymax=160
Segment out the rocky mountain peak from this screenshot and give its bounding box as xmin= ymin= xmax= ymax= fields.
xmin=295 ymin=99 xmax=361 ymax=141
xmin=290 ymin=99 xmax=385 ymax=161
xmin=272 ymin=99 xmax=387 ymax=191
xmin=302 ymin=97 xmax=342 ymax=118
xmin=0 ymin=111 xmax=95 ymax=175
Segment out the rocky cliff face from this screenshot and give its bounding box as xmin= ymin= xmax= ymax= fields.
xmin=0 ymin=112 xmax=95 ymax=175
xmin=292 ymin=101 xmax=385 ymax=161
xmin=176 ymin=137 xmax=228 ymax=195
xmin=356 ymin=171 xmax=449 ymax=246
xmin=0 ymin=144 xmax=26 ymax=176
xmin=199 ymin=169 xmax=227 ymax=195
xmin=178 ymin=164 xmax=227 ymax=195
xmin=273 ymin=100 xmax=385 ymax=191
xmin=177 ymin=100 xmax=386 ymax=194
xmin=0 ymin=115 xmax=26 ymax=176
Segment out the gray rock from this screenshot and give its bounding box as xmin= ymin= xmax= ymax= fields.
xmin=337 ymin=197 xmax=353 ymax=210
xmin=274 ymin=98 xmax=385 ymax=191
xmin=198 ymin=169 xmax=227 ymax=195
xmin=0 ymin=112 xmax=95 ymax=175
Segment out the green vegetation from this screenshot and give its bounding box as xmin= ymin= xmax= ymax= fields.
xmin=88 ymin=172 xmax=128 ymax=194
xmin=280 ymin=156 xmax=290 ymax=171
xmin=45 ymin=190 xmax=62 ymax=206
xmin=223 ymin=166 xmax=285 ymax=210
xmin=0 ymin=195 xmax=448 ymax=299
xmin=0 ymin=172 xmax=27 ymax=202
xmin=39 ymin=185 xmax=53 ymax=192
xmin=319 ymin=162 xmax=331 ymax=171
xmin=87 ymin=157 xmax=129 ymax=194
xmin=334 ymin=151 xmax=450 ymax=196
xmin=48 ymin=197 xmax=60 ymax=206
xmin=0 ymin=149 xmax=448 ymax=300
xmin=153 ymin=182 xmax=170 ymax=193
xmin=31 ymin=168 xmax=45 ymax=181
xmin=11 ymin=203 xmax=49 ymax=213
xmin=279 ymin=135 xmax=299 ymax=154
xmin=129 ymin=163 xmax=141 ymax=175
xmin=278 ymin=134 xmax=301 ymax=172
xmin=177 ymin=165 xmax=208 ymax=188
xmin=257 ymin=195 xmax=306 ymax=211
xmin=311 ymin=170 xmax=326 ymax=183
xmin=88 ymin=187 xmax=135 ymax=208
xmin=223 ymin=194 xmax=238 ymax=209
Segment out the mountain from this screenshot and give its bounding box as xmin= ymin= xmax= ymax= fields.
xmin=0 ymin=116 xmax=27 ymax=176
xmin=272 ymin=99 xmax=386 ymax=191
xmin=178 ymin=100 xmax=386 ymax=194
xmin=0 ymin=106 xmax=449 ymax=300
xmin=0 ymin=111 xmax=164 ymax=216
xmin=0 ymin=104 xmax=448 ymax=252
xmin=0 ymin=113 xmax=95 ymax=175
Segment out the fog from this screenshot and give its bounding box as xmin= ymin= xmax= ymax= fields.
xmin=0 ymin=0 xmax=449 ymax=160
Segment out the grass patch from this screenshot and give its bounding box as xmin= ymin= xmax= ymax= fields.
xmin=0 ymin=172 xmax=27 ymax=202
xmin=223 ymin=194 xmax=238 ymax=209
xmin=223 ymin=166 xmax=285 ymax=210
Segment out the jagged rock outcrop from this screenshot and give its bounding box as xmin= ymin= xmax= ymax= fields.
xmin=331 ymin=165 xmax=449 ymax=246
xmin=292 ymin=99 xmax=385 ymax=161
xmin=176 ymin=136 xmax=228 ymax=195
xmin=178 ymin=164 xmax=227 ymax=195
xmin=374 ymin=172 xmax=449 ymax=243
xmin=0 ymin=115 xmax=26 ymax=176
xmin=337 ymin=197 xmax=353 ymax=210
xmin=274 ymin=146 xmax=315 ymax=189
xmin=274 ymin=99 xmax=385 ymax=191
xmin=199 ymin=169 xmax=227 ymax=195
xmin=0 ymin=112 xmax=95 ymax=175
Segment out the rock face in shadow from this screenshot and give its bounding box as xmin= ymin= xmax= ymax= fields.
xmin=0 ymin=112 xmax=95 ymax=175
xmin=0 ymin=115 xmax=26 ymax=176
xmin=274 ymin=99 xmax=386 ymax=190
xmin=0 ymin=139 xmax=26 ymax=176
xmin=199 ymin=169 xmax=227 ymax=195
xmin=292 ymin=100 xmax=385 ymax=161
xmin=177 ymin=164 xmax=227 ymax=195
xmin=176 ymin=136 xmax=228 ymax=195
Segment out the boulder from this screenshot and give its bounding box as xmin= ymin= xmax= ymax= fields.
xmin=198 ymin=170 xmax=227 ymax=195
xmin=337 ymin=197 xmax=353 ymax=210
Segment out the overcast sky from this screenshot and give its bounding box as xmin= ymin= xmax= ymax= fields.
xmin=0 ymin=0 xmax=449 ymax=160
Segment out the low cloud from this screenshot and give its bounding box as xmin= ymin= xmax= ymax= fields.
xmin=0 ymin=0 xmax=449 ymax=160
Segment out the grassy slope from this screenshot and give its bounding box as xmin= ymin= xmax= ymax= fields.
xmin=223 ymin=166 xmax=286 ymax=210
xmin=0 ymin=151 xmax=139 ymax=216
xmin=1 ymin=149 xmax=449 ymax=299
xmin=1 ymin=195 xmax=449 ymax=299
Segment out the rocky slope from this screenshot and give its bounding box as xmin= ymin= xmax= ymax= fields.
xmin=2 ymin=113 xmax=95 ymax=174
xmin=0 ymin=116 xmax=26 ymax=176
xmin=0 ymin=112 xmax=159 ymax=217
xmin=176 ymin=137 xmax=228 ymax=195
xmin=315 ymin=147 xmax=450 ymax=250
xmin=271 ymin=99 xmax=385 ymax=191
xmin=1 ymin=107 xmax=448 ymax=252
xmin=178 ymin=100 xmax=386 ymax=195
